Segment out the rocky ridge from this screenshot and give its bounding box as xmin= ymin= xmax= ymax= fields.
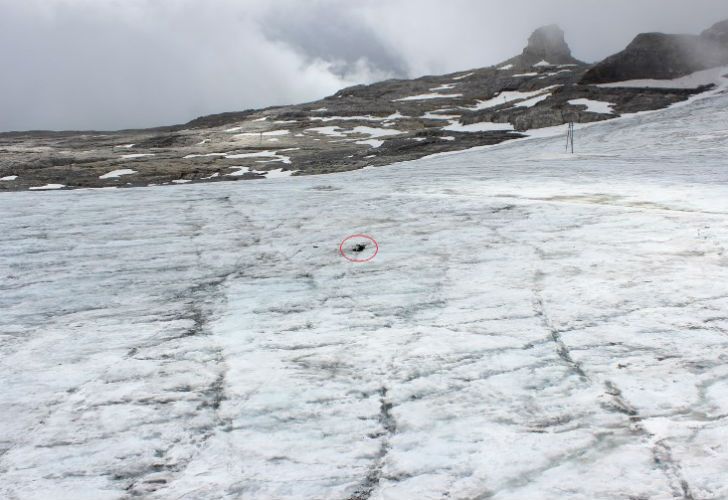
xmin=582 ymin=19 xmax=728 ymax=84
xmin=1 ymin=21 xmax=726 ymax=192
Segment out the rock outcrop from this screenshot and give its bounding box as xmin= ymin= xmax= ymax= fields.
xmin=702 ymin=19 xmax=728 ymax=45
xmin=501 ymin=25 xmax=585 ymax=68
xmin=582 ymin=19 xmax=728 ymax=84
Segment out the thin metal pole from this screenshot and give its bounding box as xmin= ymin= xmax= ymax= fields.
xmin=570 ymin=123 xmax=574 ymax=154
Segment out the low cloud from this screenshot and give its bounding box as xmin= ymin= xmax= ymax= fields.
xmin=0 ymin=0 xmax=726 ymax=131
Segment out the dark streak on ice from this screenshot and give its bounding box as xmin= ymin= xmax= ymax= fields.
xmin=348 ymin=386 xmax=396 ymax=500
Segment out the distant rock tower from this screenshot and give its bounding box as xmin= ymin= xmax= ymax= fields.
xmin=498 ymin=25 xmax=585 ymax=69
xmin=523 ymin=25 xmax=574 ymax=63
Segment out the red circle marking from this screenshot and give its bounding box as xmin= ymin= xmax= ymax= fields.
xmin=339 ymin=234 xmax=379 ymax=263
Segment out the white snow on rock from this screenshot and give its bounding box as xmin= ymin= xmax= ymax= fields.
xmin=443 ymin=120 xmax=515 ymax=133
xmin=514 ymin=93 xmax=551 ymax=108
xmin=355 ymin=139 xmax=384 ymax=148
xmin=28 ymin=183 xmax=65 ymax=190
xmin=430 ymin=83 xmax=457 ymax=92
xmin=184 ymin=152 xmax=227 ymax=159
xmin=513 ymin=72 xmax=538 ymax=77
xmin=227 ymin=166 xmax=295 ymax=178
xmin=1 ymin=175 xmax=18 ymax=181
xmin=224 ymin=127 xmax=242 ymax=132
xmin=394 ymin=93 xmax=463 ymax=101
xmin=467 ymin=86 xmax=558 ymax=111
xmin=226 ymin=166 xmax=251 ymax=176
xmin=310 ymin=112 xmax=405 ymax=123
xmin=171 ymin=179 xmax=191 ymax=184
xmin=452 ymin=72 xmax=474 ymax=80
xmin=262 ymin=168 xmax=296 ymax=179
xmin=306 ymin=126 xmax=348 ymax=138
xmin=99 ymin=169 xmax=137 ymax=179
xmin=114 ymin=144 xmax=135 ymax=149
xmin=234 ymin=129 xmax=289 ymax=138
xmin=225 ymin=150 xmax=293 ymax=164
xmin=498 ymin=64 xmax=514 ymax=70
xmin=569 ymin=98 xmax=616 ymax=114
xmin=307 ymin=126 xmax=403 ymax=145
xmin=3 ymin=91 xmax=728 ymax=499
xmin=598 ymin=66 xmax=728 ymax=90
xmin=350 ymin=126 xmax=402 ymax=138
xmin=421 ymin=111 xmax=460 ymax=121
xmin=533 ymin=60 xmax=552 ymax=67
xmin=120 ymin=153 xmax=154 ymax=159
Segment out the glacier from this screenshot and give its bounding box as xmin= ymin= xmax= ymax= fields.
xmin=1 ymin=88 xmax=728 ymax=499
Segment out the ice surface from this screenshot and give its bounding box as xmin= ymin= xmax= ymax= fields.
xmin=2 ymin=90 xmax=728 ymax=499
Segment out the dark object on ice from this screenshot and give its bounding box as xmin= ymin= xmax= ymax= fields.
xmin=581 ymin=19 xmax=728 ymax=84
xmin=351 ymin=243 xmax=367 ymax=253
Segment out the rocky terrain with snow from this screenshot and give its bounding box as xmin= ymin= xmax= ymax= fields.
xmin=1 ymin=21 xmax=726 ymax=191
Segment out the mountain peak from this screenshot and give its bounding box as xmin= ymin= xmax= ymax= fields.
xmin=498 ymin=24 xmax=583 ymax=69
xmin=702 ymin=19 xmax=728 ymax=44
xmin=524 ymin=24 xmax=573 ymax=62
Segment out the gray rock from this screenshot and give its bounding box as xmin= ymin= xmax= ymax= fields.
xmin=582 ymin=19 xmax=728 ymax=84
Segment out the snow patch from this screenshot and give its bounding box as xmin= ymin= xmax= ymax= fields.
xmin=467 ymin=86 xmax=558 ymax=111
xmin=1 ymin=175 xmax=18 ymax=181
xmin=443 ymin=121 xmax=515 ymax=133
xmin=394 ymin=93 xmax=463 ymax=102
xmin=569 ymin=98 xmax=616 ymax=114
xmin=598 ymin=66 xmax=728 ymax=90
xmin=99 ymin=169 xmax=137 ymax=179
xmin=29 ymin=184 xmax=65 ymax=190
xmin=120 ymin=154 xmax=154 ymax=159
xmin=514 ymin=94 xmax=551 ymax=108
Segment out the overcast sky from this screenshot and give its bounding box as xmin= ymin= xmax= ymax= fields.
xmin=1 ymin=0 xmax=726 ymax=132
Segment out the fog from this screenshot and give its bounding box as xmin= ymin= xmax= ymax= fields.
xmin=1 ymin=0 xmax=726 ymax=132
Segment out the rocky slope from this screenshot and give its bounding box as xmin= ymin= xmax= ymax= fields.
xmin=0 ymin=22 xmax=725 ymax=192
xmin=582 ymin=19 xmax=728 ymax=84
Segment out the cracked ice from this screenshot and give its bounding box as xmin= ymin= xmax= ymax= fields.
xmin=2 ymin=91 xmax=728 ymax=499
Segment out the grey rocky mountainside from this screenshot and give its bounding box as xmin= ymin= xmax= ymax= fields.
xmin=582 ymin=19 xmax=728 ymax=84
xmin=1 ymin=22 xmax=726 ymax=192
